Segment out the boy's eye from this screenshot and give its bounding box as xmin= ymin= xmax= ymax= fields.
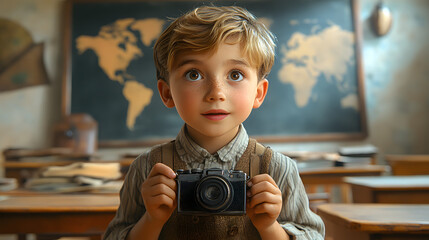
xmin=185 ymin=70 xmax=202 ymax=81
xmin=228 ymin=71 xmax=244 ymax=81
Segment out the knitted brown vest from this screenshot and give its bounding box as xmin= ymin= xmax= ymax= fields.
xmin=148 ymin=138 xmax=272 ymax=240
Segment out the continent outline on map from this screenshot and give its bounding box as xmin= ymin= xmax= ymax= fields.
xmin=76 ymin=18 xmax=165 ymax=130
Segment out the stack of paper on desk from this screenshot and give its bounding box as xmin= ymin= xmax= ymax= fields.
xmin=0 ymin=178 xmax=17 ymax=192
xmin=41 ymin=162 xmax=122 ymax=179
xmin=25 ymin=162 xmax=122 ymax=193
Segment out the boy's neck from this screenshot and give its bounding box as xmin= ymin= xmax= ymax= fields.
xmin=185 ymin=125 xmax=240 ymax=155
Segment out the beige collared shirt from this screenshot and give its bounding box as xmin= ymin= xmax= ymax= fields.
xmin=104 ymin=125 xmax=325 ymax=239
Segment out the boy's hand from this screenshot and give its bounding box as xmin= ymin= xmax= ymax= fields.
xmin=141 ymin=163 xmax=177 ymax=225
xmin=246 ymin=174 xmax=282 ymax=231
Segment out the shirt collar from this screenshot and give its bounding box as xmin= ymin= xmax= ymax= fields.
xmin=175 ymin=124 xmax=249 ymax=164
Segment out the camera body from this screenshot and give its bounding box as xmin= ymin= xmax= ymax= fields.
xmin=176 ymin=168 xmax=248 ymax=216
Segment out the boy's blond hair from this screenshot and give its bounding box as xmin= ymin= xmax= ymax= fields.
xmin=153 ymin=5 xmax=276 ymax=81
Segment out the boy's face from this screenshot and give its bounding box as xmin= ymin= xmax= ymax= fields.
xmin=158 ymin=42 xmax=268 ymax=144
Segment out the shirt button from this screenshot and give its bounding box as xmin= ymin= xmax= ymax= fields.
xmin=227 ymin=225 xmax=238 ymax=236
xmin=192 ymin=216 xmax=199 ymax=224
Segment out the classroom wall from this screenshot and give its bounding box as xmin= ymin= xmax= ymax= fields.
xmin=0 ymin=0 xmax=64 ymax=177
xmin=0 ymin=0 xmax=428 ymax=176
xmin=360 ymin=0 xmax=429 ymax=154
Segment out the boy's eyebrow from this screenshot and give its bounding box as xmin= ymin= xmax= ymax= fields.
xmin=175 ymin=59 xmax=201 ymax=69
xmin=175 ymin=58 xmax=251 ymax=69
xmin=227 ymin=59 xmax=251 ymax=68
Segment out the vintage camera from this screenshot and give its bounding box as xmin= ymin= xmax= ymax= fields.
xmin=176 ymin=168 xmax=248 ymax=216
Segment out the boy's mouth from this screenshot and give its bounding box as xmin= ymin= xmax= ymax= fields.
xmin=202 ymin=110 xmax=229 ymax=121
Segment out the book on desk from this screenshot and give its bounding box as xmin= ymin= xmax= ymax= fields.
xmin=23 ymin=162 xmax=123 ymax=193
xmin=286 ymin=144 xmax=378 ymax=171
xmin=3 ymin=146 xmax=124 ymax=193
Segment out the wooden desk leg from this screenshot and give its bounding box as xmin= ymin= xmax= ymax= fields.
xmin=341 ymin=184 xmax=352 ymax=203
xmin=18 ymin=234 xmax=27 ymax=240
xmin=323 ymin=215 xmax=369 ymax=240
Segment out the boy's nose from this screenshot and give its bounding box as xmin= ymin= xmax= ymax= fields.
xmin=205 ymin=79 xmax=226 ymax=102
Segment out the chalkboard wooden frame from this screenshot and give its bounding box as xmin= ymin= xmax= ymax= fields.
xmin=62 ymin=0 xmax=367 ymax=148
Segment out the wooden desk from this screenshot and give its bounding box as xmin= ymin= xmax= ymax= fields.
xmin=299 ymin=165 xmax=388 ymax=203
xmin=385 ymin=155 xmax=429 ymax=175
xmin=345 ymin=175 xmax=429 ymax=203
xmin=317 ymin=204 xmax=429 ymax=240
xmin=0 ymin=195 xmax=119 ymax=239
xmin=299 ymin=165 xmax=388 ymax=184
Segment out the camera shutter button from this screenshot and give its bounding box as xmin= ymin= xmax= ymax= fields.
xmin=227 ymin=225 xmax=239 ymax=236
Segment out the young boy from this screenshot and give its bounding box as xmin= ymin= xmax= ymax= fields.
xmin=104 ymin=5 xmax=324 ymax=240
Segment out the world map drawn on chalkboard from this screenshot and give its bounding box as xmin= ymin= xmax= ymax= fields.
xmin=76 ymin=18 xmax=164 ymax=130
xmin=69 ymin=0 xmax=365 ymax=143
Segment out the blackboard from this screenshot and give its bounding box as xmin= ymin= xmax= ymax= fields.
xmin=62 ymin=0 xmax=367 ymax=147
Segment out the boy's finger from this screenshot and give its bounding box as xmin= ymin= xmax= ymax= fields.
xmin=248 ymin=192 xmax=278 ymax=208
xmin=148 ymin=163 xmax=177 ymax=179
xmin=150 ymin=183 xmax=177 ymax=199
xmin=145 ymin=175 xmax=177 ymax=191
xmin=247 ymin=181 xmax=280 ymax=197
xmin=248 ymin=174 xmax=278 ymax=188
xmin=151 ymin=179 xmax=177 ymax=192
xmin=148 ymin=194 xmax=175 ymax=209
xmin=252 ymin=203 xmax=278 ymax=216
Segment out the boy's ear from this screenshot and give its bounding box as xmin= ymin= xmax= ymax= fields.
xmin=157 ymin=79 xmax=175 ymax=108
xmin=253 ymin=79 xmax=269 ymax=109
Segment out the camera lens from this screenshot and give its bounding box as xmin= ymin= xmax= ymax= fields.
xmin=205 ymin=186 xmax=221 ymax=200
xmin=196 ymin=176 xmax=233 ymax=212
